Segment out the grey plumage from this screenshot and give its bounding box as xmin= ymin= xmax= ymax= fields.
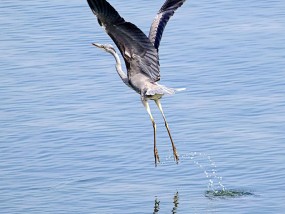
xmin=149 ymin=0 xmax=186 ymax=50
xmin=87 ymin=0 xmax=160 ymax=81
xmin=87 ymin=0 xmax=186 ymax=166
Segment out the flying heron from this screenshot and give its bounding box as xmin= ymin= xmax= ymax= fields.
xmin=87 ymin=0 xmax=186 ymax=166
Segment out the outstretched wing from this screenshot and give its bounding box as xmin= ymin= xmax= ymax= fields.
xmin=87 ymin=0 xmax=160 ymax=81
xmin=149 ymin=0 xmax=186 ymax=50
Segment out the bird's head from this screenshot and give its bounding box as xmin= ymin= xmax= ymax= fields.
xmin=92 ymin=43 xmax=116 ymax=54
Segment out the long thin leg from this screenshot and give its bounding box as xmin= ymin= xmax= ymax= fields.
xmin=142 ymin=99 xmax=160 ymax=166
xmin=155 ymin=99 xmax=179 ymax=163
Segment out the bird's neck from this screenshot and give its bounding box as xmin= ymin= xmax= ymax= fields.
xmin=113 ymin=52 xmax=130 ymax=87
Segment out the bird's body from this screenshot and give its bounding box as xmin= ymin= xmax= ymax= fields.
xmin=87 ymin=0 xmax=186 ymax=166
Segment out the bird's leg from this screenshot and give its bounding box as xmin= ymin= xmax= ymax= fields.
xmin=142 ymin=99 xmax=160 ymax=166
xmin=155 ymin=100 xmax=179 ymax=163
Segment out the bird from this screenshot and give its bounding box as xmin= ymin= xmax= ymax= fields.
xmin=87 ymin=0 xmax=186 ymax=166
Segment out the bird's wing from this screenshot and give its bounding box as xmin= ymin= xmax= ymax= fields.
xmin=87 ymin=0 xmax=160 ymax=81
xmin=149 ymin=0 xmax=186 ymax=50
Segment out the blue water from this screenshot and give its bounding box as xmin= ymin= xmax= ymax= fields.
xmin=1 ymin=0 xmax=285 ymax=213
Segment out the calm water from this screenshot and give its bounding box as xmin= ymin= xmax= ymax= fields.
xmin=1 ymin=0 xmax=285 ymax=213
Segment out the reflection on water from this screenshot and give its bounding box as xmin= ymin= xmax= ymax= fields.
xmin=153 ymin=198 xmax=160 ymax=214
xmin=172 ymin=192 xmax=179 ymax=213
xmin=153 ymin=192 xmax=179 ymax=214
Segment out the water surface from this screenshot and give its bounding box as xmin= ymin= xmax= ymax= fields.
xmin=1 ymin=0 xmax=285 ymax=213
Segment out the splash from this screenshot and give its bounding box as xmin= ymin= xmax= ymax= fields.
xmin=205 ymin=189 xmax=255 ymax=199
xmin=180 ymin=152 xmax=226 ymax=192
xmin=163 ymin=152 xmax=255 ymax=199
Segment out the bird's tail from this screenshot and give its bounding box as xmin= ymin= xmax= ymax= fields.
xmin=146 ymin=84 xmax=186 ymax=96
xmin=174 ymin=87 xmax=186 ymax=92
xmin=162 ymin=86 xmax=186 ymax=95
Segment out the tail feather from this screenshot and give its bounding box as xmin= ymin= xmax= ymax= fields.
xmin=146 ymin=84 xmax=186 ymax=96
xmin=174 ymin=87 xmax=186 ymax=92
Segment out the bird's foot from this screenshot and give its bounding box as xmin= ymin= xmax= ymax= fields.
xmin=154 ymin=148 xmax=160 ymax=167
xmin=172 ymin=147 xmax=179 ymax=164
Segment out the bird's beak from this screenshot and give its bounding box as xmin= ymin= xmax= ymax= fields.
xmin=92 ymin=43 xmax=101 ymax=48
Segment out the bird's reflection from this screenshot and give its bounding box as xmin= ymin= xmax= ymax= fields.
xmin=172 ymin=192 xmax=179 ymax=213
xmin=153 ymin=192 xmax=179 ymax=214
xmin=153 ymin=198 xmax=160 ymax=214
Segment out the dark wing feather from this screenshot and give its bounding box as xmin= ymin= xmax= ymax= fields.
xmin=149 ymin=0 xmax=186 ymax=50
xmin=87 ymin=0 xmax=160 ymax=81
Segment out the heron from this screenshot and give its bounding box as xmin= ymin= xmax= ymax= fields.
xmin=87 ymin=0 xmax=186 ymax=166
